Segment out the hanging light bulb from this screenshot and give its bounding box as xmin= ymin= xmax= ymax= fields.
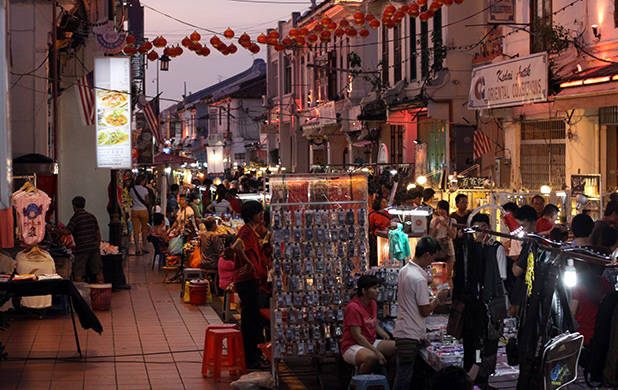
xmin=563 ymin=259 xmax=577 ymax=288
xmin=416 ymin=175 xmax=427 ymax=185
xmin=540 ymin=185 xmax=551 ymax=195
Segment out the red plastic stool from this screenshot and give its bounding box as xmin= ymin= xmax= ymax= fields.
xmin=203 ymin=324 xmax=239 ymax=361
xmin=202 ymin=328 xmax=246 ymax=381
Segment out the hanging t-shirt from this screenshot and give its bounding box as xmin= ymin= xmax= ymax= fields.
xmin=12 ymin=190 xmax=51 ymax=246
xmin=16 ymin=249 xmax=56 ymax=308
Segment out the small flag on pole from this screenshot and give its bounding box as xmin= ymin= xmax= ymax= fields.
xmin=473 ymin=129 xmax=492 ymax=160
xmin=143 ymin=96 xmax=162 ymax=145
xmin=76 ymin=72 xmax=95 ymax=126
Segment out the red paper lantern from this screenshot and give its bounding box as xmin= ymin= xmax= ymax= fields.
xmin=274 ymin=43 xmax=284 ymax=52
xmin=340 ymin=19 xmax=350 ymax=28
xmin=408 ymin=2 xmax=420 ymax=13
xmin=359 ymin=28 xmax=370 ymax=38
xmin=190 ymin=42 xmax=203 ymax=51
xmin=369 ymin=19 xmax=380 ymax=29
xmin=173 ymin=46 xmax=183 ymax=57
xmin=385 ymin=20 xmax=396 ymax=28
xmin=365 ymin=13 xmax=375 ymax=21
xmin=268 ymin=30 xmax=280 ymax=40
xmin=430 ymin=2 xmax=441 ymax=11
xmin=313 ymin=23 xmax=324 ymax=33
xmin=334 ymin=28 xmax=345 ymax=38
xmin=221 ymin=46 xmax=230 ymax=55
xmin=319 ymin=30 xmax=331 ymax=42
xmin=199 ymin=46 xmax=211 ymax=56
xmin=307 ymin=33 xmax=318 ymax=44
xmin=239 ymin=33 xmax=251 ymax=43
xmin=147 ymin=50 xmax=159 ymax=61
xmin=239 ymin=38 xmax=251 ymax=49
xmin=163 ymin=46 xmax=172 ymax=56
xmin=182 ymin=36 xmax=192 ymax=48
xmin=289 ymin=28 xmax=298 ymax=37
xmin=419 ymin=12 xmax=429 ymax=21
xmin=409 ymin=8 xmax=420 ymax=17
xmin=354 ymin=17 xmax=365 ymax=26
xmin=223 ymin=28 xmax=234 ymax=40
xmin=228 ymin=44 xmax=238 ymax=54
xmin=153 ymin=36 xmax=166 ymax=48
xmin=384 ymin=4 xmax=396 ymax=16
xmin=427 ymin=9 xmax=435 ymax=17
xmin=257 ymin=33 xmax=268 ymax=44
xmin=328 ymin=21 xmax=337 ymax=31
xmin=418 ymin=0 xmax=428 ymax=6
xmin=138 ymin=41 xmax=152 ymax=54
xmin=299 ymin=27 xmax=309 ymax=36
xmin=321 ymin=16 xmax=331 ymax=26
xmin=443 ymin=0 xmax=453 ymax=5
xmin=400 ymin=5 xmax=410 ymax=13
xmin=282 ymin=37 xmax=293 ymax=46
xmin=125 ymin=35 xmax=136 ymax=45
xmin=346 ymin=27 xmax=357 ymax=37
xmin=267 ymin=37 xmax=278 ymax=45
xmin=354 ymin=11 xmax=364 ymax=20
xmin=210 ymin=36 xmax=222 ymax=46
xmin=249 ymin=43 xmax=260 ymax=54
xmin=123 ymin=45 xmax=137 ymax=56
xmin=294 ymin=36 xmax=305 ymax=46
xmin=190 ymin=31 xmax=201 ymax=42
xmin=394 ymin=10 xmax=405 ymax=21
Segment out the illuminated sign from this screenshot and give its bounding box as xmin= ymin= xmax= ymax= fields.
xmin=468 ymin=52 xmax=548 ymax=110
xmin=95 ymin=57 xmax=132 ymax=168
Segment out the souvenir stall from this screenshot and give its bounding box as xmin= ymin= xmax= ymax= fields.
xmin=268 ymin=173 xmax=369 ymax=386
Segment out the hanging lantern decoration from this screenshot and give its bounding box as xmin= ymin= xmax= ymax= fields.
xmin=182 ymin=36 xmax=192 ymax=47
xmin=274 ymin=43 xmax=284 ymax=52
xmin=294 ymin=36 xmax=306 ymax=46
xmin=190 ymin=41 xmax=203 ymax=51
xmin=321 ymin=16 xmax=331 ymax=26
xmin=163 ymin=46 xmax=173 ymax=57
xmin=365 ymin=13 xmax=375 ymax=21
xmin=123 ymin=44 xmax=137 ymax=56
xmin=346 ymin=27 xmax=357 ymax=37
xmin=369 ymin=19 xmax=380 ymax=29
xmin=354 ymin=11 xmax=364 ymax=23
xmin=334 ymin=28 xmax=345 ymax=38
xmin=359 ymin=28 xmax=370 ymax=38
xmin=319 ymin=30 xmax=331 ymax=42
xmin=394 ymin=10 xmax=406 ymax=20
xmin=147 ymin=50 xmax=159 ymax=61
xmin=267 ymin=36 xmax=279 ymax=45
xmin=257 ymin=33 xmax=268 ymax=45
xmin=173 ymin=45 xmax=183 ymax=57
xmin=249 ymin=43 xmax=260 ymax=54
xmin=430 ymin=2 xmax=441 ymax=11
xmin=443 ymin=0 xmax=453 ymax=5
xmin=420 ymin=11 xmax=430 ymax=21
xmin=307 ymin=33 xmax=318 ymax=45
xmin=385 ymin=19 xmax=396 ymax=28
xmin=400 ymin=5 xmax=410 ymax=13
xmin=339 ymin=19 xmax=350 ymax=28
xmin=138 ymin=41 xmax=153 ymax=54
xmin=384 ymin=4 xmax=396 ymax=16
xmin=189 ymin=31 xmax=201 ymax=42
xmin=153 ymin=36 xmax=167 ymax=48
xmin=313 ymin=23 xmax=324 ymax=33
xmin=418 ymin=0 xmax=428 ymax=6
xmin=224 ymin=27 xmax=235 ymax=39
xmin=125 ymin=34 xmax=136 ymax=45
xmin=221 ymin=45 xmax=230 ymax=55
xmin=228 ymin=44 xmax=238 ymax=54
xmin=408 ymin=3 xmax=420 ymax=16
xmin=210 ymin=36 xmax=222 ymax=47
xmin=427 ymin=9 xmax=435 ymax=17
xmin=289 ymin=28 xmax=298 ymax=38
xmin=268 ymin=30 xmax=280 ymax=40
xmin=327 ymin=21 xmax=337 ymax=31
xmin=239 ymin=32 xmax=251 ymax=43
xmin=282 ymin=37 xmax=293 ymax=46
xmin=198 ymin=46 xmax=211 ymax=56
xmin=299 ymin=27 xmax=309 ymax=36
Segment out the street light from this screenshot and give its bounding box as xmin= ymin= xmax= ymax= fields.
xmin=160 ymin=55 xmax=170 ymax=71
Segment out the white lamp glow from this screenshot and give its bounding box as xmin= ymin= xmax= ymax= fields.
xmin=416 ymin=175 xmax=427 ymax=185
xmin=563 ymin=259 xmax=577 ymax=288
xmin=540 ymin=185 xmax=551 ymax=195
xmin=407 ymin=183 xmax=417 ymax=190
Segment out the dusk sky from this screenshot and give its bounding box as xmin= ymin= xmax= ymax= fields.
xmin=143 ymin=0 xmax=312 ymax=109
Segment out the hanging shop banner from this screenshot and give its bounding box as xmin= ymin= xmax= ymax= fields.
xmin=468 ymin=52 xmax=548 ymax=110
xmin=489 ymin=0 xmax=515 ymax=23
xmin=95 ymin=57 xmax=132 ymax=169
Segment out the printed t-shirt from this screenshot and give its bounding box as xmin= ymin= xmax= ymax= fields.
xmin=67 ymin=209 xmax=100 ymax=253
xmin=13 ymin=190 xmax=51 ymax=245
xmin=394 ymin=260 xmax=431 ymax=340
xmin=340 ymin=296 xmax=378 ymax=354
xmin=233 ymin=224 xmax=263 ymax=283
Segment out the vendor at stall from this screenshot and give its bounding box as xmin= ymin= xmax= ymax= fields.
xmin=340 ymin=275 xmax=396 ymax=374
xmin=199 ymin=217 xmax=224 ymax=270
xmin=369 ymin=195 xmax=392 ymax=267
xmin=393 ymin=236 xmax=449 ymax=390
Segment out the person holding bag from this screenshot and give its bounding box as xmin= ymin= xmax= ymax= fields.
xmin=129 ymin=175 xmax=152 ymax=255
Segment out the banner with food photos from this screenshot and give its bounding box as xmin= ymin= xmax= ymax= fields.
xmin=95 ymin=57 xmax=132 ymax=168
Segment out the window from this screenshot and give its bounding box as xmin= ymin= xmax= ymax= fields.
xmin=420 ymin=6 xmax=429 ymax=78
xmin=328 ymin=50 xmax=338 ymax=100
xmin=234 ymin=153 xmax=246 ymax=161
xmin=393 ymin=24 xmax=402 ymax=83
xmin=381 ymin=26 xmax=389 ymax=87
xmin=409 ymin=16 xmax=417 ymax=81
xmin=432 ymin=9 xmax=443 ymax=71
xmin=390 ymin=125 xmax=404 ymax=164
xmin=284 ymin=56 xmax=292 ymax=94
xmin=530 ymin=0 xmax=552 ymax=53
xmin=520 ymin=120 xmax=566 ymax=190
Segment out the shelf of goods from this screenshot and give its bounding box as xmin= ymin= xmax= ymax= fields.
xmin=269 ymin=174 xmax=369 ymax=359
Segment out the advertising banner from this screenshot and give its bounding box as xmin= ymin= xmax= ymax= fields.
xmin=468 ymin=52 xmax=548 ymax=110
xmin=95 ymin=57 xmax=132 ymax=168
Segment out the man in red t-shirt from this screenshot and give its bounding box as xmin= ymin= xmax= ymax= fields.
xmin=536 ymin=204 xmax=559 ymax=236
xmin=341 ymin=275 xmax=396 ymax=374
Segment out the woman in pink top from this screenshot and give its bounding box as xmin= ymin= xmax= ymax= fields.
xmin=340 ymin=275 xmax=396 ymax=374
xmin=218 ymin=248 xmax=235 ymax=290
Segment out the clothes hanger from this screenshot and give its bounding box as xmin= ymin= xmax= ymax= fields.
xmin=25 ymin=245 xmax=45 ymax=258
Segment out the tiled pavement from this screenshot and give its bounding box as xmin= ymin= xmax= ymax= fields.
xmin=0 ymin=249 xmax=232 ymax=390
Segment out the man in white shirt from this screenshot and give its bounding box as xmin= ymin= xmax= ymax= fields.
xmin=393 ymin=236 xmax=449 ymax=390
xmin=170 ymin=194 xmax=195 ymax=237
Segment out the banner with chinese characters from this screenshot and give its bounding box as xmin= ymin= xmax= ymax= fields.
xmin=95 ymin=57 xmax=132 ymax=168
xmin=469 ymin=52 xmax=548 ymax=110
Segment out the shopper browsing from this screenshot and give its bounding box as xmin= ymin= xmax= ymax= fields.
xmin=66 ymin=196 xmax=103 ymax=283
xmin=393 ymin=236 xmax=449 ymax=390
xmin=340 ymin=275 xmax=396 ymax=374
xmin=535 ymin=204 xmax=559 ymax=237
xmin=429 ymin=200 xmax=457 ymax=285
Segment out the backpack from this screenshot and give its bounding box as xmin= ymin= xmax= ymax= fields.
xmin=584 ymin=291 xmax=618 ymax=386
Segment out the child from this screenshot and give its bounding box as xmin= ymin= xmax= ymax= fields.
xmin=218 ymin=247 xmax=235 ymax=291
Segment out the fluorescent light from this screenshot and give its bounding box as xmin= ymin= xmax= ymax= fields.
xmin=583 ymin=76 xmax=610 ymax=85
xmin=560 ymin=80 xmax=583 ymax=88
xmin=540 ymin=185 xmax=551 ymax=195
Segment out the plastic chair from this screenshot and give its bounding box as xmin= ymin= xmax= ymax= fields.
xmin=202 ymin=328 xmax=246 ymax=381
xmin=222 ymin=285 xmax=235 ymax=322
xmin=348 ymin=374 xmax=390 ymax=390
xmin=147 ymin=235 xmax=165 ymax=270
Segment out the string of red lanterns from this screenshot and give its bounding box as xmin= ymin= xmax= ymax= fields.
xmin=125 ymin=0 xmax=464 ymax=61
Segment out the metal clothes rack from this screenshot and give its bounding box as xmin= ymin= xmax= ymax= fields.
xmin=12 ymin=173 xmax=37 ymax=189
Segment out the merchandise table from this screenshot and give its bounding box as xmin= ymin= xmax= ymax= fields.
xmin=0 ymin=279 xmax=103 ymax=358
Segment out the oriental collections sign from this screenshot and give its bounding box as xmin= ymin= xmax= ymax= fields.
xmin=468 ymin=52 xmax=548 ymax=110
xmin=95 ymin=57 xmax=132 ymax=168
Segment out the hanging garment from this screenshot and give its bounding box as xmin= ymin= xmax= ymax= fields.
xmin=16 ymin=248 xmax=56 ymax=308
xmin=388 ymin=223 xmax=410 ymax=261
xmin=0 ymin=208 xmax=14 ymax=248
xmin=12 ymin=189 xmax=51 ymax=245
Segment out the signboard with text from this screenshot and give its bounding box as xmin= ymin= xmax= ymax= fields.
xmin=95 ymin=57 xmax=132 ymax=168
xmin=489 ymin=0 xmax=515 ymax=23
xmin=468 ymin=52 xmax=548 ymax=110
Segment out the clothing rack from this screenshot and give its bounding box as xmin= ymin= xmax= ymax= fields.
xmin=12 ymin=173 xmax=37 ymax=188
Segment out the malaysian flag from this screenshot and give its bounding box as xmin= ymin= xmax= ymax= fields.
xmin=75 ymin=72 xmax=95 ymax=126
xmin=142 ymin=96 xmax=162 ymax=145
xmin=473 ymin=129 xmax=492 ymax=160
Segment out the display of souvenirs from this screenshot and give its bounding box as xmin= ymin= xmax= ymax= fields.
xmin=269 ymin=174 xmax=369 ymax=358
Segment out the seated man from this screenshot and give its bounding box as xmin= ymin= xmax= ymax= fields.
xmin=340 ymin=275 xmax=396 ymax=374
xmin=199 ymin=216 xmax=224 ymax=270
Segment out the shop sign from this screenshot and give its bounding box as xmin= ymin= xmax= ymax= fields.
xmin=468 ymin=52 xmax=548 ymax=110
xmin=300 ymin=101 xmax=338 ymax=128
xmin=489 ymin=0 xmax=515 ymax=23
xmin=570 ymin=174 xmax=601 ymax=197
xmin=95 ymin=57 xmax=132 ymax=168
xmin=457 ymin=176 xmax=489 ymax=189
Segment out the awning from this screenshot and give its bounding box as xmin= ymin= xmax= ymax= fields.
xmin=555 ymin=63 xmax=618 ymax=110
xmin=152 ymin=153 xmax=196 ymax=166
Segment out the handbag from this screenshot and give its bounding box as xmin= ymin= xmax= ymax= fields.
xmin=446 ymin=300 xmax=465 ymax=339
